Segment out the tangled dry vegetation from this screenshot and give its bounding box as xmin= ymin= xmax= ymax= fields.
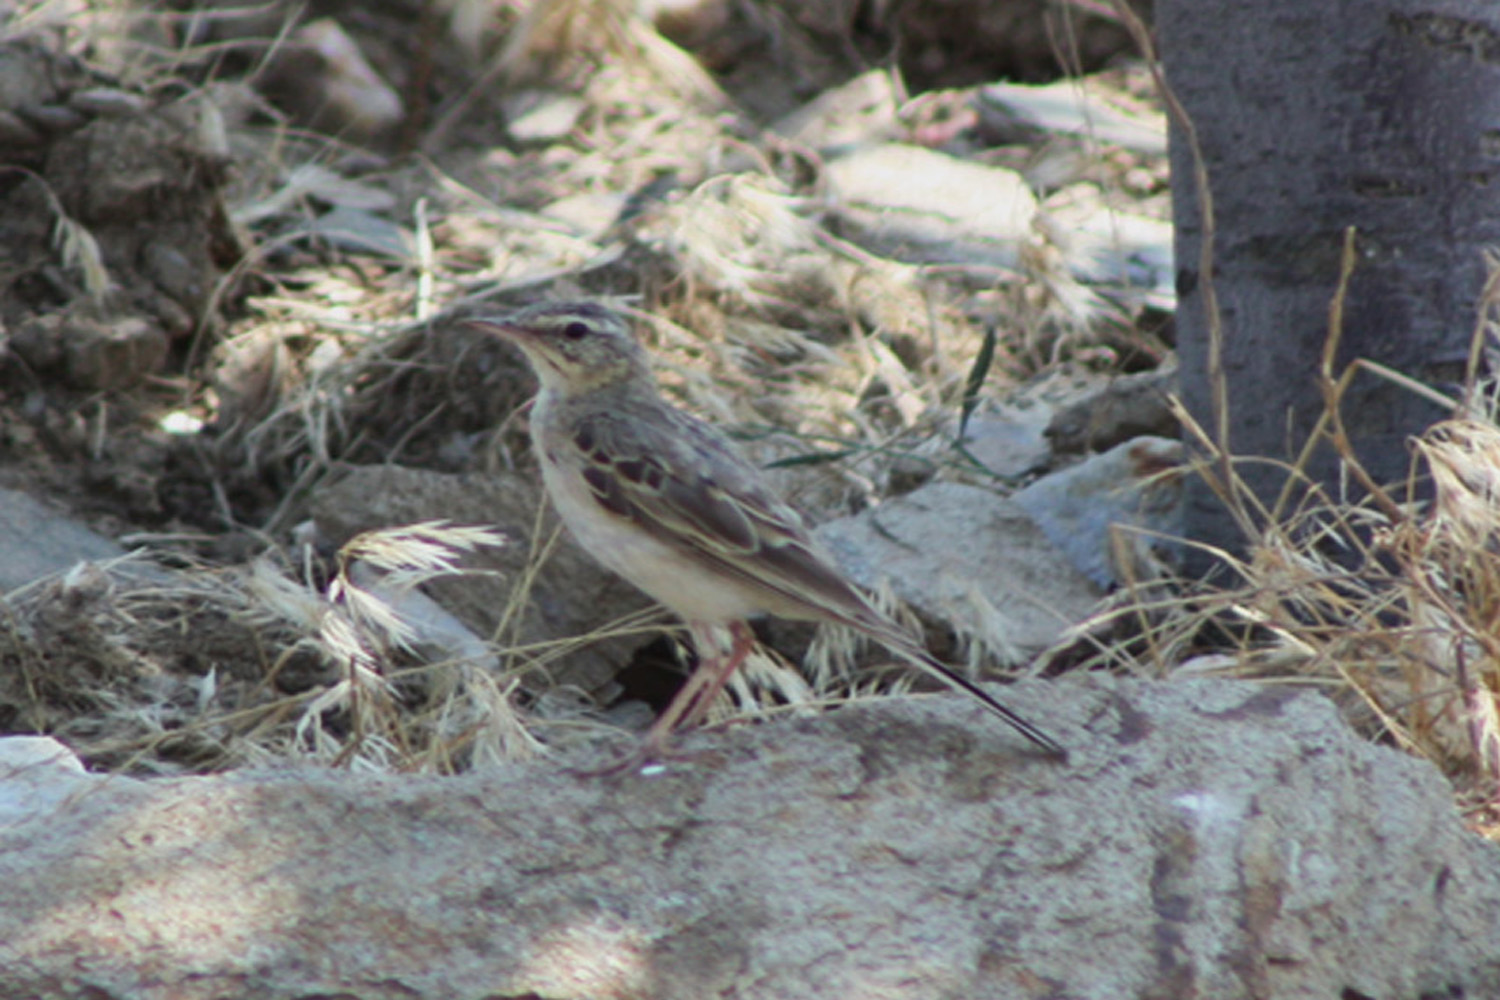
xmin=1 ymin=0 xmax=1498 ymax=837
xmin=1066 ymin=245 xmax=1500 ymax=835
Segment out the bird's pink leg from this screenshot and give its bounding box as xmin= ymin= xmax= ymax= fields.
xmin=673 ymin=620 xmax=756 ymax=732
xmin=639 ymin=620 xmax=754 ymax=752
xmin=576 ymin=621 xmax=755 ymax=775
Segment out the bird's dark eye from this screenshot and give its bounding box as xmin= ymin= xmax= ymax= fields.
xmin=562 ymin=321 xmax=590 ymax=340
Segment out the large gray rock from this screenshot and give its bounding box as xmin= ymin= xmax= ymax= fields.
xmin=2 ymin=677 xmax=1495 ymax=999
xmin=817 ymin=481 xmax=1104 ymax=663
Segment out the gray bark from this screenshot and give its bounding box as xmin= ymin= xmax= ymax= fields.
xmin=1162 ymin=1 xmax=1500 ymax=556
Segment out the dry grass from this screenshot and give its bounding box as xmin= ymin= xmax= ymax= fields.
xmin=19 ymin=0 xmax=1499 ymax=843
xmin=1036 ymin=233 xmax=1500 ymax=837
xmin=0 ymin=524 xmax=549 ymax=774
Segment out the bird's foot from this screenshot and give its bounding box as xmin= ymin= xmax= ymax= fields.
xmin=565 ymin=734 xmax=722 ymax=778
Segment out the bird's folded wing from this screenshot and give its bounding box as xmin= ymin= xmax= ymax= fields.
xmin=572 ymin=411 xmax=873 ymax=623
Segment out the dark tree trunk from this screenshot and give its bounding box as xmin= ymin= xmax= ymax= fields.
xmin=1160 ymin=1 xmax=1500 ymax=559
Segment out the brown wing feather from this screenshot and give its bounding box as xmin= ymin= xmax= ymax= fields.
xmin=571 ymin=410 xmax=875 ymax=624
xmin=657 ymin=477 xmax=758 ymax=554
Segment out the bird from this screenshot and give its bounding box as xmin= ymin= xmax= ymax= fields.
xmin=463 ymin=299 xmax=1067 ymax=768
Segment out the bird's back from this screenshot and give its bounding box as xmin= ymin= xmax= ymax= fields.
xmin=531 ymin=384 xmax=881 ymax=629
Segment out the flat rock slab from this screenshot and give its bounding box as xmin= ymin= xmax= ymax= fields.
xmin=3 ymin=676 xmax=1497 ymax=999
xmin=0 ymin=487 xmax=130 ymax=592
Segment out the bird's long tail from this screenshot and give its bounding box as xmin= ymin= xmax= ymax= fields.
xmin=863 ymin=622 xmax=1068 ymax=762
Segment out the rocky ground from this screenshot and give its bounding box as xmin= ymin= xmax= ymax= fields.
xmin=5 ymin=678 xmax=1499 ymax=999
xmin=3 ymin=3 xmax=1500 ymax=996
xmin=0 ymin=0 xmax=1178 ymax=775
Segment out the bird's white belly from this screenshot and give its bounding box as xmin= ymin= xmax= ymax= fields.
xmin=540 ymin=458 xmax=769 ymax=624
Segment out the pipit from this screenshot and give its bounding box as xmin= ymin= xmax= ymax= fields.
xmin=465 ymin=300 xmax=1066 ymax=766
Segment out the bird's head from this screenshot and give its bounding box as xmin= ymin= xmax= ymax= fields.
xmin=463 ymin=300 xmax=652 ymax=395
